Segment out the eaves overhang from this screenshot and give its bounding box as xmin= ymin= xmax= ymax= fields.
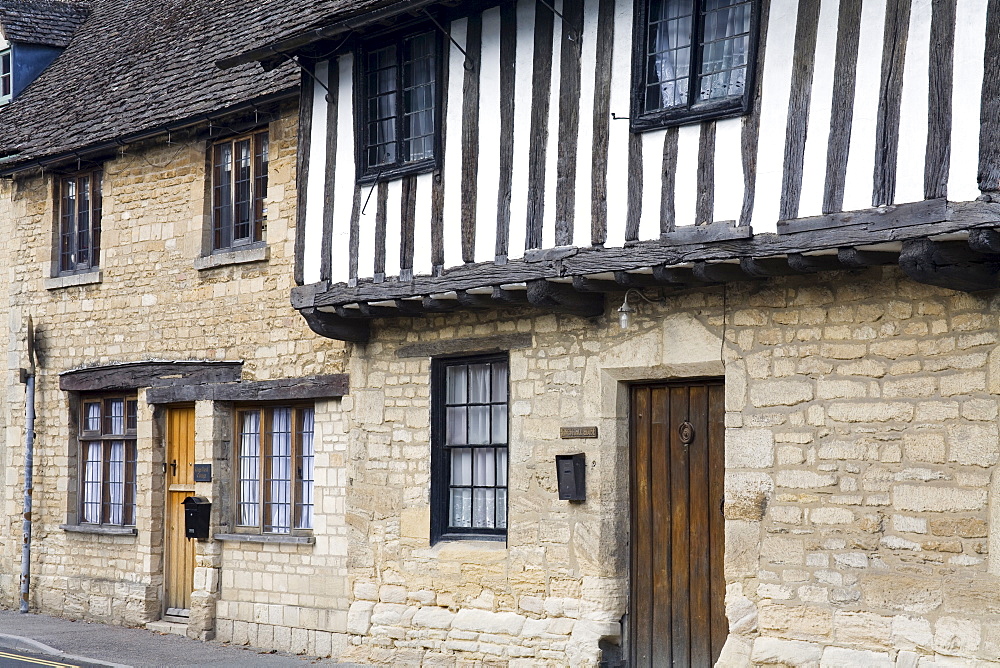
xmin=216 ymin=0 xmax=444 ymax=70
xmin=291 ymin=198 xmax=1000 ymax=343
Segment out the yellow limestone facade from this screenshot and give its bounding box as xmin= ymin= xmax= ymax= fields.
xmin=1 ymin=105 xmax=1000 ymax=667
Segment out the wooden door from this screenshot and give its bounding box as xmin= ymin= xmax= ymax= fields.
xmin=164 ymin=406 xmax=196 ymax=615
xmin=629 ymin=381 xmax=726 ymax=667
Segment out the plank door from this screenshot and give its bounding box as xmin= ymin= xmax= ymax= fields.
xmin=629 ymin=381 xmax=726 ymax=667
xmin=164 ymin=406 xmax=196 ymax=615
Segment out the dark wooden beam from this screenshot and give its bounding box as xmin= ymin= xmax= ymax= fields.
xmin=393 ymin=299 xmax=427 ymax=316
xmin=837 ymin=247 xmax=899 ymax=268
xmin=146 ymin=374 xmax=350 ymax=404
xmin=572 ymin=276 xmax=620 ymax=293
xmin=615 ymin=271 xmax=665 ymax=288
xmin=358 ymin=303 xmax=404 ymax=318
xmin=491 ymin=287 xmax=530 ymax=306
xmin=652 ymin=265 xmax=709 ymax=286
xmin=526 ymin=280 xmax=604 ymax=317
xmin=60 ymin=361 xmax=243 ymax=392
xmin=422 ymin=296 xmax=461 ymax=312
xmin=297 ymin=200 xmax=1000 ymax=308
xmin=692 ymin=261 xmax=753 ymax=283
xmin=300 ymin=307 xmax=370 ymax=343
xmin=969 ymin=228 xmax=1000 ymax=253
xmin=456 ymin=291 xmax=496 ymax=308
xmin=786 ymin=253 xmax=845 ymax=272
xmin=899 ymin=238 xmax=1000 ymax=292
xmin=739 ymin=257 xmax=799 ymax=277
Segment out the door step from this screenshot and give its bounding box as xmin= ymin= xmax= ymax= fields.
xmin=147 ymin=619 xmax=188 ymax=636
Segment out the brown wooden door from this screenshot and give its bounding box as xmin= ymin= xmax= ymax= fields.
xmin=630 ymin=381 xmax=726 ymax=667
xmin=165 ymin=406 xmax=196 ymax=615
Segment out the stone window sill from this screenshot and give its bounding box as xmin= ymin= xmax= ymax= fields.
xmin=213 ymin=533 xmax=314 ymax=545
xmin=194 ymin=245 xmax=269 ymax=270
xmin=60 ymin=523 xmax=136 ymax=536
xmin=45 ymin=270 xmax=102 ymax=290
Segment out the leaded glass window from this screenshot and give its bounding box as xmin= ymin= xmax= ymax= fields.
xmin=212 ymin=130 xmax=268 ymax=251
xmin=79 ymin=395 xmax=138 ymax=526
xmin=360 ymin=29 xmax=438 ymax=178
xmin=59 ymin=170 xmax=103 ymax=274
xmin=235 ymin=405 xmax=314 ymax=534
xmin=433 ymin=356 xmax=509 ymax=541
xmin=634 ymin=0 xmax=754 ymax=129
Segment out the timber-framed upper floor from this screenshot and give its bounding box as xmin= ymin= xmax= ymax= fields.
xmin=226 ymin=0 xmax=1000 ymax=342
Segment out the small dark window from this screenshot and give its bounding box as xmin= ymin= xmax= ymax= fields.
xmin=234 ymin=405 xmax=315 ymax=534
xmin=432 ymin=355 xmax=509 ymax=542
xmin=59 ymin=169 xmax=103 ymax=274
xmin=212 ymin=130 xmax=268 ymax=252
xmin=631 ymin=0 xmax=756 ymax=131
xmin=358 ymin=29 xmax=438 ymax=180
xmin=79 ymin=395 xmax=138 ymax=526
xmin=0 ymin=49 xmax=11 ymax=103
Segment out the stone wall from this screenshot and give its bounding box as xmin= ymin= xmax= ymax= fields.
xmin=324 ymin=267 xmax=1000 ymax=667
xmin=0 ymin=102 xmax=348 ymax=625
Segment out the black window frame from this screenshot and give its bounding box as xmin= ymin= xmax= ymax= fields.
xmin=630 ymin=0 xmax=760 ymax=132
xmin=431 ymin=354 xmax=510 ymax=544
xmin=232 ymin=403 xmax=316 ymax=536
xmin=354 ymin=24 xmax=443 ymax=184
xmin=210 ymin=129 xmax=269 ymax=253
xmin=77 ymin=394 xmax=138 ymax=527
xmin=57 ymin=168 xmax=103 ymax=275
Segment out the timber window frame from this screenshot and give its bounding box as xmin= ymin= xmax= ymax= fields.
xmin=77 ymin=395 xmax=138 ymax=527
xmin=630 ymin=0 xmax=759 ymax=131
xmin=431 ymin=354 xmax=509 ymax=544
xmin=57 ymin=169 xmax=103 ymax=274
xmin=355 ymin=26 xmax=441 ymax=183
xmin=233 ymin=404 xmax=315 ymax=535
xmin=210 ymin=129 xmax=268 ymax=252
xmin=0 ymin=48 xmax=10 ymax=104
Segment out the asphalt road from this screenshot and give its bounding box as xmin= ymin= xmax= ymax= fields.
xmin=0 ymin=649 xmax=103 ymax=668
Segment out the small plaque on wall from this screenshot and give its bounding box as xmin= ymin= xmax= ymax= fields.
xmin=193 ymin=464 xmax=212 ymax=483
xmin=560 ymin=426 xmax=598 ymax=439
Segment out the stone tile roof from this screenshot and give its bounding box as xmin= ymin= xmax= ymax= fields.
xmin=0 ymin=0 xmax=298 ymax=172
xmin=0 ymin=0 xmax=89 ymax=47
xmin=217 ymin=0 xmax=422 ymax=68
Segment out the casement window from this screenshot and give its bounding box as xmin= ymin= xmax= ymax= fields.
xmin=79 ymin=396 xmax=138 ymax=526
xmin=211 ymin=130 xmax=268 ymax=252
xmin=358 ymin=28 xmax=439 ymax=180
xmin=631 ymin=0 xmax=756 ymax=130
xmin=235 ymin=405 xmax=314 ymax=534
xmin=432 ymin=356 xmax=509 ymax=542
xmin=0 ymin=49 xmax=11 ymax=104
xmin=59 ymin=169 xmax=103 ymax=273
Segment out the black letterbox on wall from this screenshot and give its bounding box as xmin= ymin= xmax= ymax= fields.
xmin=555 ymin=454 xmax=586 ymax=502
xmin=183 ymin=496 xmax=211 ymax=540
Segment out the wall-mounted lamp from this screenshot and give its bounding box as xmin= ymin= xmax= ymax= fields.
xmin=617 ymin=289 xmax=663 ymax=329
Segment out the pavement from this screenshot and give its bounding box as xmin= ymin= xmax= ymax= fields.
xmin=0 ymin=609 xmax=355 ymax=667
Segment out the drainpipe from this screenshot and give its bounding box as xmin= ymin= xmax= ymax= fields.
xmin=20 ymin=316 xmax=35 ymax=614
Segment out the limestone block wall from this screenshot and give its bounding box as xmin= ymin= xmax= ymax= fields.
xmin=214 ymin=397 xmax=352 ymax=656
xmin=329 ymin=267 xmax=1000 ymax=667
xmin=0 ymin=102 xmax=348 ymax=624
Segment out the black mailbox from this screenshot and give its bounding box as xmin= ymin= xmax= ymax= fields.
xmin=183 ymin=496 xmax=211 ymax=540
xmin=555 ymin=454 xmax=586 ymax=502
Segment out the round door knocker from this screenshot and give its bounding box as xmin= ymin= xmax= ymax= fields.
xmin=679 ymin=421 xmax=695 ymax=445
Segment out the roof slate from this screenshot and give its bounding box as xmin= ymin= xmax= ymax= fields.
xmin=217 ymin=0 xmax=415 ymax=68
xmin=0 ymin=0 xmax=89 ymax=48
xmin=0 ymin=0 xmax=298 ymax=171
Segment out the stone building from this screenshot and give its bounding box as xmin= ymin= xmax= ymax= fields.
xmin=4 ymin=1 xmax=1000 ymax=668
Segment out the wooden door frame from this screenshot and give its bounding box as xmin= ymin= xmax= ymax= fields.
xmin=163 ymin=404 xmax=196 ymax=617
xmin=627 ymin=378 xmax=726 ymax=667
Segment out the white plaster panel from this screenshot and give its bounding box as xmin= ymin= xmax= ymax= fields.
xmin=303 ymin=60 xmax=328 ymax=285
xmin=476 ymin=7 xmax=503 ymax=263
xmin=948 ymin=0 xmax=988 ymax=202
xmin=797 ymin=0 xmax=840 ymax=218
xmin=894 ymin=0 xmax=932 ymax=205
xmin=841 ymin=0 xmax=888 ymax=211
